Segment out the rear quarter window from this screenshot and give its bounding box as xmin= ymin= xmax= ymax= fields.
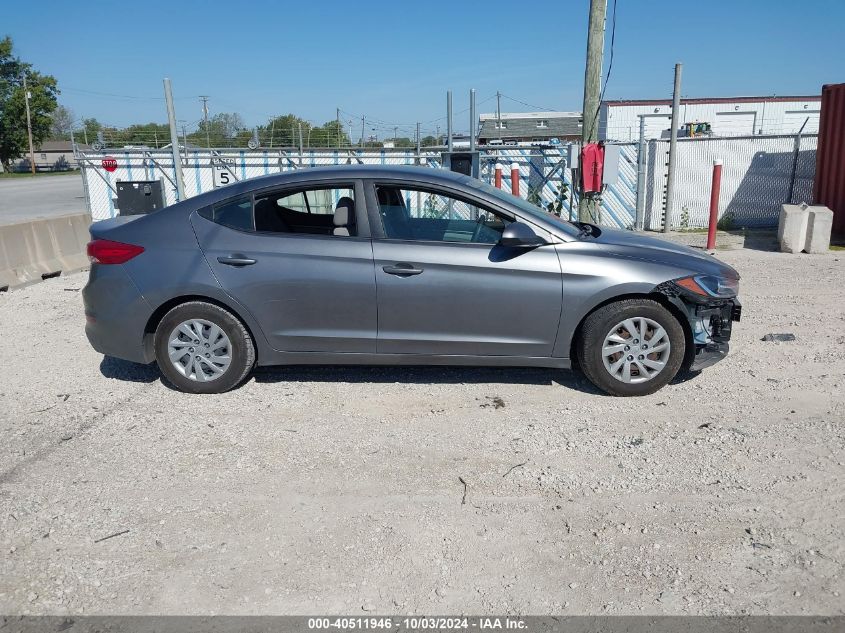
xmin=206 ymin=196 xmax=254 ymax=231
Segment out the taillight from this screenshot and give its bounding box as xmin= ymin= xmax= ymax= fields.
xmin=87 ymin=239 xmax=145 ymax=264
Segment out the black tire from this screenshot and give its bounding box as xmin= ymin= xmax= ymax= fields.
xmin=154 ymin=301 xmax=255 ymax=394
xmin=576 ymin=298 xmax=686 ymax=397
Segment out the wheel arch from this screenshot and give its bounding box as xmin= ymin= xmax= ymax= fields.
xmin=568 ymin=292 xmax=694 ymax=370
xmin=142 ymin=294 xmax=261 ymax=363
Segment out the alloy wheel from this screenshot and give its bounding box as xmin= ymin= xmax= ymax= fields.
xmin=601 ymin=317 xmax=671 ymax=384
xmin=167 ymin=319 xmax=232 ymax=382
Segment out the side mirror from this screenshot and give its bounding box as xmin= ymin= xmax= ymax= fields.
xmin=499 ymin=221 xmax=547 ymax=248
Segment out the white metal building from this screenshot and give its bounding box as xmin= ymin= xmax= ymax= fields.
xmin=599 ymin=95 xmax=821 ymax=142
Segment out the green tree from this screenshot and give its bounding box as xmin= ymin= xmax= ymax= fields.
xmin=390 ymin=137 xmax=414 ymax=148
xmin=49 ymin=104 xmax=74 ymax=140
xmin=0 ymin=36 xmax=59 ymax=169
xmin=261 ymin=114 xmax=309 ymax=147
xmin=191 ymin=112 xmax=246 ymax=147
xmin=113 ymin=122 xmax=171 ymax=147
xmin=308 ymin=120 xmax=351 ymax=147
xmin=79 ymin=117 xmax=102 ymax=145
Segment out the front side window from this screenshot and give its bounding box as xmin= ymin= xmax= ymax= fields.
xmin=376 ymin=185 xmax=510 ymax=244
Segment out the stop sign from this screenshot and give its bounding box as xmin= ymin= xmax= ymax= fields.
xmin=102 ymin=156 xmax=117 ymax=172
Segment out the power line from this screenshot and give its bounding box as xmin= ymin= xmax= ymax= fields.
xmin=498 ymin=93 xmax=558 ymax=112
xmin=61 ymin=87 xmax=195 ymax=101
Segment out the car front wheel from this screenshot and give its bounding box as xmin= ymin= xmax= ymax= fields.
xmin=577 ymin=298 xmax=686 ymax=397
xmin=154 ymin=301 xmax=255 ymax=394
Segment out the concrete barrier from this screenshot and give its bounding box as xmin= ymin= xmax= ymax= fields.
xmin=0 ymin=213 xmax=91 ymax=291
xmin=778 ymin=204 xmax=810 ymax=254
xmin=805 ymin=206 xmax=834 ymax=254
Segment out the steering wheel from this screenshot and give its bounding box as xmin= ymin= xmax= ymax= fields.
xmin=470 ymin=213 xmax=487 ymax=243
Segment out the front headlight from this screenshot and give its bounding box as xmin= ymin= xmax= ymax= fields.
xmin=675 ymin=274 xmax=739 ymax=298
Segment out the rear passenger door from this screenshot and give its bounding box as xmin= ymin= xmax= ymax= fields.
xmin=191 ymin=180 xmax=378 ymax=354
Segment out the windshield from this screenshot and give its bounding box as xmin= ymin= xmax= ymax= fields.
xmin=470 ymin=179 xmax=581 ymax=237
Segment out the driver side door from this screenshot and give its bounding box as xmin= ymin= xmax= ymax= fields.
xmin=367 ymin=181 xmax=564 ymax=357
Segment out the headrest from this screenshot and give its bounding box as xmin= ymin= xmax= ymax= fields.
xmin=333 ymin=197 xmax=355 ymax=226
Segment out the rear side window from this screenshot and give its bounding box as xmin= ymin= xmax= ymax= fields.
xmin=199 ymin=185 xmax=357 ymax=236
xmin=255 ymin=185 xmax=356 ymax=236
xmin=212 ymin=196 xmax=253 ymax=231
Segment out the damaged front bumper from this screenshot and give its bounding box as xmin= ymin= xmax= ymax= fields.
xmin=655 ymin=279 xmax=742 ymax=371
xmin=688 ymin=298 xmax=741 ymax=371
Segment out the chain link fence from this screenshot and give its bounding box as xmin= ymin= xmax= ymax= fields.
xmin=78 ymin=134 xmax=816 ymax=231
xmin=640 ymin=133 xmax=818 ymax=230
xmin=79 ymin=147 xmax=613 ymax=224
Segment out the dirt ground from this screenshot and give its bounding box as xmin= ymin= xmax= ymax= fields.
xmin=0 ymin=247 xmax=843 ymax=615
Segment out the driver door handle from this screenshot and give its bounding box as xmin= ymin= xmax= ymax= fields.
xmin=383 ymin=263 xmax=424 ymax=276
xmin=217 ymin=255 xmax=257 ymax=267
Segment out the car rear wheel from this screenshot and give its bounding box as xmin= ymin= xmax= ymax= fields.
xmin=577 ymin=298 xmax=685 ymax=397
xmin=154 ymin=301 xmax=255 ymax=394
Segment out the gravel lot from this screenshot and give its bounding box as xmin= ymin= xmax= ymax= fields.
xmin=0 ymin=247 xmax=843 ymax=615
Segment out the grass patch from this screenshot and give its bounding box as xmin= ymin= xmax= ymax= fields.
xmin=829 ymin=244 xmax=845 ymax=251
xmin=0 ymin=170 xmax=78 ymax=179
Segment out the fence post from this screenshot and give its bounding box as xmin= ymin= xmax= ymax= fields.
xmin=495 ymin=163 xmax=503 ymax=189
xmin=511 ymin=163 xmax=519 ymax=196
xmin=163 ymin=78 xmax=186 ymax=201
xmin=787 ymin=117 xmax=809 ymax=204
xmin=635 ymin=116 xmax=647 ymax=230
xmin=706 ymin=159 xmax=723 ymax=250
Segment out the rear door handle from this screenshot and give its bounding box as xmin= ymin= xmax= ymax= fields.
xmin=383 ymin=263 xmax=424 ymax=276
xmin=217 ymin=255 xmax=256 ymax=266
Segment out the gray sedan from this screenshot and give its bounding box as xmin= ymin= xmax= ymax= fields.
xmin=83 ymin=165 xmax=741 ymax=396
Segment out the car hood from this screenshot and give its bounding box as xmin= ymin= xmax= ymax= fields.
xmin=587 ymin=227 xmax=739 ymax=278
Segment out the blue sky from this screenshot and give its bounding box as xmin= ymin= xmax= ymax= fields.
xmin=4 ymin=0 xmax=843 ymax=136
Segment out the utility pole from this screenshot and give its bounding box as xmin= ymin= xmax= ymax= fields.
xmin=336 ymin=107 xmax=341 ymax=146
xmin=360 ymin=115 xmax=365 ymax=147
xmin=496 ymin=90 xmax=502 ymax=142
xmin=469 ymin=88 xmax=477 ymax=152
xmin=579 ymin=0 xmax=607 ymax=222
xmin=22 ymin=73 xmax=36 ymax=175
xmin=416 ymin=122 xmax=421 ymax=154
xmin=269 ymin=116 xmax=276 ymax=148
xmin=446 ymin=90 xmax=453 ymax=152
xmin=663 ymin=62 xmax=683 ymax=233
xmin=298 ymin=122 xmax=304 ymax=163
xmin=163 ymin=78 xmax=186 ymax=201
xmin=394 ymin=126 xmax=398 ymax=143
xmin=199 ymin=95 xmax=210 ymax=147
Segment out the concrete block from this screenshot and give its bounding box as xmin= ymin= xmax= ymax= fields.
xmin=778 ymin=204 xmax=809 ymax=254
xmin=804 ymin=206 xmax=834 ymax=254
xmin=0 ymin=212 xmax=91 ymax=290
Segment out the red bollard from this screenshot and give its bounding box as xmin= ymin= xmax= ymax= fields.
xmin=511 ymin=163 xmax=520 ymax=197
xmin=706 ymin=159 xmax=723 ymax=250
xmin=494 ymin=163 xmax=503 ymax=189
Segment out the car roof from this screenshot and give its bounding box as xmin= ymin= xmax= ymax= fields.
xmin=228 ymin=164 xmax=475 ymax=194
xmin=176 ymin=164 xmax=486 ymax=215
